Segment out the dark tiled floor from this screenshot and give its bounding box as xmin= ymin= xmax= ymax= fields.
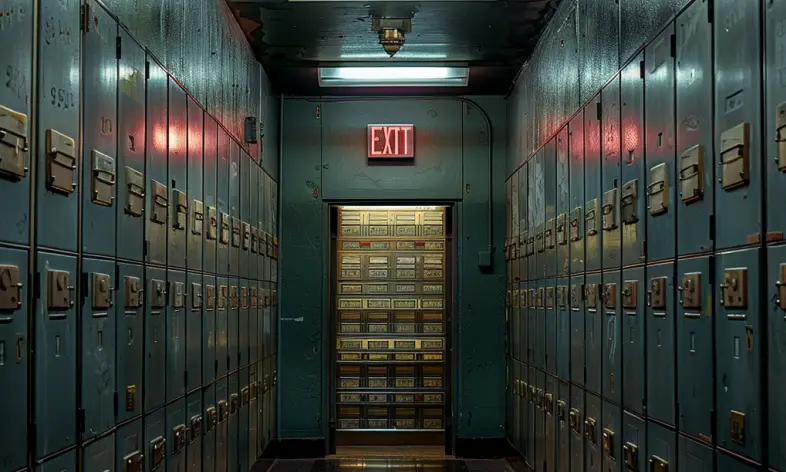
xmin=255 ymin=458 xmax=516 ymax=472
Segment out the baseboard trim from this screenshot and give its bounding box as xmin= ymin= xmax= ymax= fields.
xmin=261 ymin=438 xmax=327 ymax=459
xmin=453 ymin=438 xmax=520 ymax=459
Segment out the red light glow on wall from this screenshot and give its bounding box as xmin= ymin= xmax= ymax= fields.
xmin=367 ymin=125 xmax=414 ymax=158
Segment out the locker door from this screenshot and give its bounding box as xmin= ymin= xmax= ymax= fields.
xmin=619 ymin=55 xmax=645 ymax=267
xmin=81 ymin=1 xmax=117 ymax=257
xmin=239 ymin=151 xmax=251 ymax=279
xmin=228 ymin=280 xmax=240 ymax=372
xmin=84 ymin=434 xmax=114 ymax=472
xmin=570 ymin=276 xmax=585 ymax=386
xmin=167 ymin=398 xmax=187 ymax=472
xmin=204 ymin=276 xmax=217 ymax=384
xmin=145 ymin=58 xmax=168 ymax=265
xmin=556 ymin=128 xmax=570 ymax=277
xmin=0 ymin=0 xmax=33 ymax=247
xmin=518 ymin=163 xmax=529 ymax=283
xmin=544 ymin=138 xmax=557 ymax=277
xmin=678 ymin=435 xmax=713 ymax=472
xmin=646 ymin=423 xmax=676 ymax=472
xmin=168 ymin=81 xmax=188 ymax=269
xmin=215 ymin=378 xmax=229 ymax=472
xmin=167 ymin=269 xmax=187 ymax=401
xmin=557 ymin=380 xmax=570 ymax=472
xmin=621 ymin=413 xmax=645 ymax=472
xmin=35 ymin=252 xmax=77 ymax=457
xmin=186 ymin=272 xmax=203 ymax=393
xmin=186 ymin=392 xmax=203 ymax=472
xmin=621 ymin=267 xmax=645 ymax=416
xmin=601 ymin=271 xmax=620 ymax=405
xmin=186 ymin=98 xmax=204 ymax=271
xmin=229 ymin=142 xmax=241 ymax=276
xmin=544 ymin=375 xmax=556 ymax=472
xmin=569 ymin=386 xmax=584 ymax=472
xmin=556 ymin=280 xmax=570 ymax=380
xmin=116 ymin=31 xmax=146 ymax=262
xmin=144 ymin=409 xmax=166 ymax=472
xmin=116 ymin=419 xmax=144 ymax=472
xmin=569 ymin=113 xmax=585 ymax=274
xmin=239 ymin=280 xmax=250 ymax=368
xmin=204 ymin=117 xmax=219 ymax=274
xmin=584 ymin=95 xmax=603 ymax=271
xmin=217 ymin=129 xmax=230 ymax=275
xmin=203 ymin=384 xmax=217 ymax=472
xmin=546 ymin=279 xmax=557 ymax=375
xmin=585 ymin=393 xmax=602 ymax=472
xmin=36 ymin=0 xmax=80 ymax=252
xmin=646 ymin=262 xmax=676 ymax=426
xmin=601 ymin=401 xmax=620 ymax=472
xmin=145 ymin=267 xmax=167 ymax=412
xmin=81 ymin=258 xmax=116 ymax=438
xmin=585 ymin=275 xmax=602 ymax=394
xmin=117 ymin=263 xmax=144 ymax=422
xmin=601 ymin=75 xmax=621 ymax=270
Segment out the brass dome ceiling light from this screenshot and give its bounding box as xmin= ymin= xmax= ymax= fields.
xmin=371 ymin=17 xmax=412 ymax=58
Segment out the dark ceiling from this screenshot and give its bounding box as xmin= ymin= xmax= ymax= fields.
xmin=228 ymin=0 xmax=559 ymax=95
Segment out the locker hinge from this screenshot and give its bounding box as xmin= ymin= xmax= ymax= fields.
xmin=707 ymin=0 xmax=714 ymax=23
xmin=33 ymin=272 xmax=40 ymax=300
xmin=116 ymin=36 xmax=122 ymax=60
xmin=144 ymin=240 xmax=150 ymax=257
xmin=709 ymin=214 xmax=716 ymax=241
xmin=80 ymin=3 xmax=91 ymax=33
xmin=77 ymin=408 xmax=85 ymax=433
xmin=316 ymin=105 xmax=321 ymax=119
xmin=215 ymin=359 xmax=219 ymax=375
xmin=145 ymin=61 xmax=150 ymax=80
xmin=184 ymin=370 xmax=188 ymax=389
xmin=29 ymin=423 xmax=36 ymax=449
xmin=114 ymin=391 xmax=119 ymax=417
xmin=227 ymin=357 xmax=230 ymax=370
xmin=670 ymin=34 xmax=676 ymax=58
xmin=81 ymin=272 xmax=89 ymax=302
xmin=639 ymin=60 xmax=645 ymax=79
xmin=596 ymin=102 xmax=602 ymax=121
xmin=114 ymin=264 xmax=120 ymax=290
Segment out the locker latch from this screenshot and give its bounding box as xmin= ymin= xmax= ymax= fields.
xmin=251 ymin=381 xmax=259 ymax=399
xmin=545 ymin=286 xmax=555 ymax=310
xmin=251 ymin=227 xmax=258 ymax=253
xmin=585 ymin=417 xmax=597 ymax=444
xmin=250 ymin=287 xmax=258 ymax=309
xmin=230 ymin=285 xmax=239 ymax=310
xmin=569 ymin=408 xmax=580 ymax=434
xmin=124 ymin=167 xmax=144 ymax=217
xmin=189 ymin=415 xmax=202 ymax=443
xmin=91 ymin=272 xmax=112 ymax=309
xmin=776 ymin=264 xmax=786 ymax=310
xmin=621 ymin=180 xmax=639 ymax=224
xmin=191 ymin=199 xmax=204 ymax=235
xmin=243 ymin=222 xmax=251 ymax=250
xmin=679 ymin=145 xmax=704 ymax=204
xmin=571 ymin=284 xmax=581 ymax=310
xmin=536 ymin=224 xmax=545 ymax=253
xmin=272 ymin=289 xmax=278 ymax=307
xmin=47 ymin=269 xmax=73 ymax=310
xmin=585 ymin=283 xmax=598 ymax=311
xmin=191 ymin=283 xmax=202 ymax=309
xmin=720 ymin=268 xmax=747 ymax=309
xmin=534 ymin=389 xmax=544 ymax=409
xmin=125 ymin=385 xmax=136 ymax=412
xmin=604 ymin=283 xmax=617 ymax=310
xmin=505 ymin=290 xmax=511 ymax=308
xmin=218 ymin=399 xmax=228 ymax=422
xmin=150 ymin=180 xmax=168 ymax=225
xmin=649 ymin=277 xmax=667 ymax=310
xmin=679 ymin=272 xmax=702 ymax=310
xmin=526 ymin=234 xmax=535 ymax=256
xmin=602 ymin=188 xmax=618 ymax=231
xmin=570 ymin=207 xmax=582 ymax=242
xmin=602 ymin=428 xmax=615 ymax=458
xmin=536 ymin=287 xmax=544 ymax=308
xmin=232 ymin=217 xmax=241 ymax=247
xmin=0 ymin=264 xmax=22 ymax=310
xmin=518 ymin=234 xmax=526 ymax=259
xmin=150 ymin=279 xmax=166 ymax=308
xmin=556 ymin=213 xmax=568 ymax=245
xmin=557 ymin=400 xmax=566 ymax=423
xmin=557 ymin=285 xmax=568 ymax=310
xmin=503 ymin=239 xmax=510 ymax=261
xmin=545 ymin=218 xmax=555 ymax=249
xmin=172 ymin=424 xmax=186 ymax=454
xmin=230 ymin=393 xmax=239 ymax=414
xmin=623 ymin=442 xmax=638 ymax=471
xmin=124 ymin=276 xmax=141 ymax=308
xmin=171 ymin=281 xmax=185 ymax=309
xmin=206 ymin=285 xmax=216 ymax=311
xmin=585 ymin=199 xmax=598 ymax=236
xmin=90 ymin=150 xmax=116 ymax=206
xmin=241 ymin=286 xmax=249 ymax=309
xmin=149 ymin=436 xmax=166 ymax=471
xmin=220 ymin=213 xmax=230 ymax=245
xmin=242 ymin=386 xmax=250 ymax=404
xmin=777 ymin=102 xmax=786 ymax=171
xmin=622 ymin=280 xmax=638 ymax=309
xmin=544 ymin=392 xmax=554 ymax=414
xmin=205 ymin=406 xmax=217 ymax=432
xmin=719 ymin=122 xmax=750 ymax=190
xmin=650 ymin=455 xmax=668 ymax=472
xmin=263 ymin=373 xmax=270 ymax=393
xmin=730 ymin=410 xmax=745 ymax=445
xmin=173 ymin=190 xmax=187 ymax=230
xmin=648 ymin=163 xmax=669 ymax=216
xmin=123 ymin=451 xmax=142 ymax=472
xmin=206 ymin=206 xmax=218 ymax=240
xmin=0 ymin=105 xmax=29 ymax=180
xmin=45 ymin=129 xmax=77 ymax=195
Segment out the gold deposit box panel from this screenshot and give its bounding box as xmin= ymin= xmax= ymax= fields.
xmin=335 ymin=206 xmax=448 ymax=434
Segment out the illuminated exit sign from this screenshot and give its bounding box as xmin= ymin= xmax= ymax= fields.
xmin=367 ymin=125 xmax=415 ymax=158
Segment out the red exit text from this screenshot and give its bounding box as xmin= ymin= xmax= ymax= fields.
xmin=367 ymin=125 xmax=415 ymax=158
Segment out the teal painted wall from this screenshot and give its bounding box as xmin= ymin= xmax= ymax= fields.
xmin=279 ymin=96 xmax=508 ymax=441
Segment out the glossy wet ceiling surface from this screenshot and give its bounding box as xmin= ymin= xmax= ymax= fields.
xmin=228 ymin=0 xmax=559 ymax=94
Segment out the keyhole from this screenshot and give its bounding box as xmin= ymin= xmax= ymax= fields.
xmin=629 ymin=326 xmax=634 ymax=343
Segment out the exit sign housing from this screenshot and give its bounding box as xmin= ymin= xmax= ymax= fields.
xmin=367 ymin=125 xmax=415 ymax=158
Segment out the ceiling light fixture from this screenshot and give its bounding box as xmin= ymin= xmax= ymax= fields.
xmin=318 ymin=66 xmax=469 ymax=87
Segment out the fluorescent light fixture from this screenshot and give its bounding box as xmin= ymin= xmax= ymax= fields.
xmin=318 ymin=66 xmax=469 ymax=87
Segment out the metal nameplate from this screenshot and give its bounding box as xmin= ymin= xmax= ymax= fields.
xmin=585 ymin=417 xmax=597 ymax=444
xmin=92 ymin=272 xmax=112 ymax=309
xmin=192 ymin=200 xmax=204 ymax=235
xmin=571 ymin=284 xmax=581 ymax=310
xmin=397 ymin=269 xmax=415 ymax=278
xmin=621 ymin=179 xmax=639 ymax=224
xmin=126 ymin=385 xmax=136 ymax=412
xmin=90 ymin=150 xmax=116 ymax=206
xmin=0 ymin=264 xmax=22 ymax=310
xmin=217 ymin=286 xmax=227 ymax=311
xmin=392 ymin=299 xmax=416 ymax=309
xmin=569 ymin=408 xmax=580 ymax=434
xmin=229 ymin=286 xmax=238 ymax=310
xmin=207 ymin=206 xmax=218 ymax=240
xmin=46 ymin=129 xmax=77 ymax=194
xmin=719 ymin=122 xmax=749 ymax=190
xmin=229 ymin=393 xmax=239 ymax=414
xmin=150 ymin=180 xmax=168 ymax=224
xmin=0 ymin=105 xmax=29 ymax=180
xmin=648 ymin=163 xmax=669 ymax=216
xmin=557 ymin=285 xmax=568 ymax=309
xmin=47 ymin=269 xmax=72 ymax=310
xmin=679 ymin=145 xmax=704 ymax=204
xmin=124 ymin=167 xmax=145 ymax=216
xmin=545 ymin=287 xmax=555 ymax=309
xmin=421 ymin=299 xmax=443 ymax=309
xmin=730 ymin=410 xmax=745 ymax=445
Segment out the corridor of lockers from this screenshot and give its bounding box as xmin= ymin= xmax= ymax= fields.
xmin=2 ymin=0 xmax=786 ymax=471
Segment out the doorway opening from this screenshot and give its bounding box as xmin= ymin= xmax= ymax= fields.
xmin=329 ymin=205 xmax=453 ymax=455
